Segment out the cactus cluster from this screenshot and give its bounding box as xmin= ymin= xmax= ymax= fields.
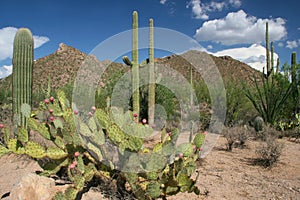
xmin=123 ymin=11 xmax=156 ymax=125
xmin=123 ymin=130 xmax=206 ymax=199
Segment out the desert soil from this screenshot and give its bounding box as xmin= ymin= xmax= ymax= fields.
xmin=0 ymin=136 xmax=299 ymax=200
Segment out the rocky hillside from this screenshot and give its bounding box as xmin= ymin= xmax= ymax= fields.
xmin=0 ymin=43 xmax=262 ymax=93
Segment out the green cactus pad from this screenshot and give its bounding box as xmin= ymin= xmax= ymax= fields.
xmin=25 ymin=141 xmax=46 ymax=159
xmin=145 ymin=153 xmax=166 ymax=171
xmin=53 ymin=118 xmax=63 ymax=129
xmin=7 ymin=139 xmax=19 ymax=153
xmin=90 ymin=130 xmax=105 ymax=146
xmin=0 ymin=146 xmax=10 ymax=157
xmin=84 ymin=163 xmax=96 ymax=182
xmin=73 ymin=174 xmax=85 ymax=190
xmin=64 ymin=187 xmax=78 ymax=200
xmin=87 ymin=143 xmax=103 ymax=161
xmin=88 ymin=117 xmax=97 ymax=132
xmin=48 ymin=103 xmax=63 ymax=117
xmin=176 ymin=143 xmax=194 ymax=157
xmin=76 ymin=155 xmax=85 ymax=173
xmin=162 ymin=142 xmax=176 ymax=156
xmin=40 ymin=158 xmax=69 ymax=176
xmin=165 ymin=186 xmax=179 ymax=195
xmin=193 ymin=132 xmax=206 ymax=148
xmin=125 ymin=135 xmax=143 ymax=152
xmin=57 ymin=90 xmax=69 ymax=112
xmin=37 ymin=123 xmax=51 ymax=140
xmin=95 ymin=109 xmax=110 ymax=129
xmin=153 ymin=143 xmax=162 ymax=153
xmin=54 ymin=136 xmax=65 ymax=149
xmin=147 ymin=171 xmax=158 ymax=180
xmin=161 ymin=128 xmax=167 ymax=142
xmin=79 ymin=121 xmax=92 ymax=137
xmin=107 ymin=124 xmax=126 ymax=144
xmin=3 ymin=127 xmax=11 ymax=144
xmin=146 ymin=182 xmax=161 ymax=199
xmin=170 ymin=129 xmax=179 ymax=143
xmin=177 ymin=172 xmax=192 ymax=188
xmin=28 ymin=118 xmax=38 ymax=130
xmin=52 ymin=191 xmax=66 ymax=200
xmin=18 ymin=126 xmax=28 ymax=143
xmin=184 ymin=159 xmax=196 ymax=176
xmin=46 ymin=146 xmax=68 ymax=160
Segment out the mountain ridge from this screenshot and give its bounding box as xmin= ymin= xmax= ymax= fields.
xmin=0 ymin=43 xmax=262 ymax=93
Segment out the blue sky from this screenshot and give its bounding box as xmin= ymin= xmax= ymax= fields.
xmin=0 ymin=0 xmax=299 ymax=78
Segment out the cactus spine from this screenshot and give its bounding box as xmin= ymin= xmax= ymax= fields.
xmin=12 ymin=28 xmax=34 ymax=129
xmin=148 ymin=18 xmax=155 ymax=126
xmin=132 ymin=11 xmax=140 ymax=116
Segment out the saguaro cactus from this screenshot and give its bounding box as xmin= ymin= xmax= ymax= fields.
xmin=132 ymin=11 xmax=140 ymax=116
xmin=122 ymin=11 xmax=140 ymax=117
xmin=12 ymin=28 xmax=34 ymax=129
xmin=291 ymin=52 xmax=299 ymax=113
xmin=148 ymin=18 xmax=155 ymax=126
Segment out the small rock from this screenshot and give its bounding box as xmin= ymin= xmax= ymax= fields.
xmin=81 ymin=190 xmax=104 ymax=200
xmin=10 ymin=173 xmax=55 ymax=200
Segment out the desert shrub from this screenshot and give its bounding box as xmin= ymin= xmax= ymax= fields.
xmin=223 ymin=127 xmax=237 ymax=151
xmin=254 ymin=125 xmax=279 ymax=141
xmin=223 ymin=126 xmax=250 ymax=151
xmin=255 ymin=135 xmax=284 ymax=167
xmin=236 ymin=126 xmax=249 ymax=148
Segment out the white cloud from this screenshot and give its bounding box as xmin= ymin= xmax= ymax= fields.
xmin=286 ymin=40 xmax=299 ymax=49
xmin=0 ymin=65 xmax=13 ymax=79
xmin=207 ymin=45 xmax=213 ymax=49
xmin=213 ymin=43 xmax=279 ymax=72
xmin=160 ymin=0 xmax=167 ymax=4
xmin=0 ymin=27 xmax=49 ymax=79
xmin=229 ymin=0 xmax=242 ymax=7
xmin=186 ymin=0 xmax=242 ymax=20
xmin=187 ymin=0 xmax=208 ymax=20
xmin=278 ymin=42 xmax=284 ymax=47
xmin=0 ymin=27 xmax=50 ymax=61
xmin=194 ymin=10 xmax=287 ymax=45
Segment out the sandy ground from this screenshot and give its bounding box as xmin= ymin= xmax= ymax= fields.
xmin=0 ymin=136 xmax=300 ymax=200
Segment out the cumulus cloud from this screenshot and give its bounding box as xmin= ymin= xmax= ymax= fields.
xmin=229 ymin=0 xmax=242 ymax=7
xmin=187 ymin=0 xmax=242 ymax=20
xmin=194 ymin=10 xmax=287 ymax=45
xmin=213 ymin=43 xmax=279 ymax=72
xmin=286 ymin=40 xmax=299 ymax=49
xmin=187 ymin=0 xmax=208 ymax=20
xmin=0 ymin=27 xmax=49 ymax=79
xmin=160 ymin=0 xmax=167 ymax=4
xmin=0 ymin=27 xmax=50 ymax=61
xmin=278 ymin=42 xmax=284 ymax=47
xmin=0 ymin=65 xmax=13 ymax=79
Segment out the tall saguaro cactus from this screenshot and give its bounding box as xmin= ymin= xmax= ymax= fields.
xmin=12 ymin=28 xmax=34 ymax=129
xmin=148 ymin=18 xmax=155 ymax=126
xmin=291 ymin=52 xmax=299 ymax=113
xmin=132 ymin=11 xmax=140 ymax=116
